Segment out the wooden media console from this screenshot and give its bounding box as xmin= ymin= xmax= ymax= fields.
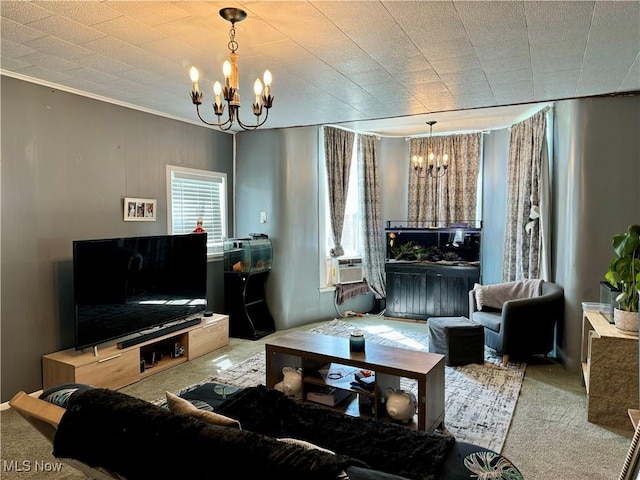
xmin=42 ymin=314 xmax=229 ymax=390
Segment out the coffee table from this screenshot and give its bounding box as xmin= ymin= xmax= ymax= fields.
xmin=265 ymin=331 xmax=445 ymax=432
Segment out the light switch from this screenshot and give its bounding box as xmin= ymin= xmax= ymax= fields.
xmin=260 ymin=211 xmax=267 ymax=223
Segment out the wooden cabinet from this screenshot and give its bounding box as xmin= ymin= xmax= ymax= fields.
xmin=188 ymin=318 xmax=229 ymax=359
xmin=385 ymin=263 xmax=480 ymax=320
xmin=42 ymin=314 xmax=229 ymax=390
xmin=581 ymin=310 xmax=638 ymax=430
xmin=224 ymin=271 xmax=275 ymax=339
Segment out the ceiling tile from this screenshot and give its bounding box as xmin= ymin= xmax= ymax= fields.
xmin=475 ymin=42 xmax=530 ymax=64
xmin=25 ymin=14 xmax=107 ymax=44
xmin=91 ymin=16 xmax=167 ymax=45
xmin=57 ymin=75 xmax=110 ymax=93
xmin=17 ymin=51 xmax=81 ymax=72
xmin=525 ymin=1 xmax=594 ymax=44
xmin=0 ymin=39 xmax=37 ymax=58
xmin=0 ymin=1 xmax=637 ymax=135
xmin=32 ymin=1 xmax=123 ymax=26
xmin=0 ymin=56 xmax=33 ymax=71
xmin=0 ymin=1 xmax=54 ymax=24
xmin=64 ymin=65 xmax=119 ymax=85
xmin=456 ymin=0 xmax=528 ymax=47
xmin=1 ymin=17 xmax=47 ymax=44
xmin=75 ymin=53 xmax=135 ymax=76
xmin=101 ymin=2 xmax=190 ymax=27
xmin=487 ymin=69 xmax=531 ymax=87
xmin=23 ymin=35 xmax=94 ymax=61
xmin=621 ymin=58 xmax=640 ymax=91
xmin=14 ymin=64 xmax=72 ymax=83
xmin=430 ymin=54 xmax=482 ymax=75
xmin=480 ymin=54 xmax=531 ymax=75
xmin=494 ymin=82 xmax=535 ymax=104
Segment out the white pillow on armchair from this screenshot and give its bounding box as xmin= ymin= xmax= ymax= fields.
xmin=474 ymin=279 xmax=543 ymax=311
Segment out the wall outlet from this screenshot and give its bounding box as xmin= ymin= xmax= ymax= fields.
xmin=260 ymin=211 xmax=267 ymax=223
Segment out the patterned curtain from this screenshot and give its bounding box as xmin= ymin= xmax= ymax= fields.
xmin=502 ymin=109 xmax=548 ymax=281
xmin=358 ymin=134 xmax=386 ymax=299
xmin=407 ymin=133 xmax=481 ymax=227
xmin=324 ymin=126 xmax=355 ymax=257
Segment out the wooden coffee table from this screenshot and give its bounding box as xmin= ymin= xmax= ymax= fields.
xmin=265 ymin=331 xmax=445 ymax=432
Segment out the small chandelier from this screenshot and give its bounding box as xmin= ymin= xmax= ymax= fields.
xmin=189 ymin=7 xmax=273 ymax=131
xmin=412 ymin=121 xmax=449 ymax=178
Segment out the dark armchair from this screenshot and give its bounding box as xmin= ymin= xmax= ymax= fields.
xmin=468 ymin=281 xmax=564 ymax=366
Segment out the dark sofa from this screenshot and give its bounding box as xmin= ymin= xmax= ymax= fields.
xmin=10 ymin=384 xmax=524 ymax=480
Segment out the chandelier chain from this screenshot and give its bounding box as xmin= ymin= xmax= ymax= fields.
xmin=228 ymin=24 xmax=238 ymax=53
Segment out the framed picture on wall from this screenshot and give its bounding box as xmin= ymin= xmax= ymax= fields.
xmin=124 ymin=197 xmax=157 ymax=222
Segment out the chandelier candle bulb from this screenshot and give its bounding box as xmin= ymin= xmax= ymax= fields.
xmin=189 ymin=67 xmax=199 ymax=93
xmin=263 ymin=70 xmax=272 ymax=97
xmin=214 ymin=81 xmax=222 ymax=107
xmin=254 ymin=78 xmax=263 ymax=105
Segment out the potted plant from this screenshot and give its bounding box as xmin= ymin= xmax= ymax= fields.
xmin=604 ymin=224 xmax=640 ymax=334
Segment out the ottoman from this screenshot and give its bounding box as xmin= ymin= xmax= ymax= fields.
xmin=427 ymin=316 xmax=485 ymax=367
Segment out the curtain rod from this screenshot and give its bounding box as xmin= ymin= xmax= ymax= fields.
xmin=322 ymin=124 xmax=381 ymax=140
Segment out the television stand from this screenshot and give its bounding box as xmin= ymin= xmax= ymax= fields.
xmin=42 ymin=314 xmax=229 ymax=390
xmin=117 ymin=317 xmax=202 ymax=349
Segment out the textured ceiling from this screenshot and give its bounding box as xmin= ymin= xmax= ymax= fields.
xmin=1 ymin=1 xmax=639 ymax=136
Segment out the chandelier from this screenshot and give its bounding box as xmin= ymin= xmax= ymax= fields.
xmin=412 ymin=121 xmax=449 ymax=178
xmin=189 ymin=7 xmax=273 ymax=131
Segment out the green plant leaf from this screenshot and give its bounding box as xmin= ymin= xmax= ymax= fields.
xmin=614 ymin=228 xmax=640 ymax=258
xmin=606 ymin=225 xmax=640 ymax=311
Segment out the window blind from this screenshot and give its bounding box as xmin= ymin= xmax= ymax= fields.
xmin=168 ymin=167 xmax=227 ymax=253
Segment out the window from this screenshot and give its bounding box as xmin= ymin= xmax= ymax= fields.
xmin=166 ymin=165 xmax=227 ymax=256
xmin=324 ymin=136 xmax=361 ymax=258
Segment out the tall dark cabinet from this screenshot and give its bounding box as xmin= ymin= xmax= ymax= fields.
xmin=384 ymin=223 xmax=481 ymax=320
xmin=223 ymin=237 xmax=275 ymax=340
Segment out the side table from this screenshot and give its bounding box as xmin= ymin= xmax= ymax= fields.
xmin=581 ymin=310 xmax=638 ymax=430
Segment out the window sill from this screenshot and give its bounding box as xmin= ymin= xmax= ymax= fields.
xmin=319 ymin=286 xmax=337 ymax=292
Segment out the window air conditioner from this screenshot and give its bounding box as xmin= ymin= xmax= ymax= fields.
xmin=328 ymin=258 xmax=364 ymax=285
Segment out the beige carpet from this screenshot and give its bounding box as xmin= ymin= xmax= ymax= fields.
xmin=166 ymin=319 xmax=526 ymax=452
xmin=0 ymin=315 xmax=634 ymax=480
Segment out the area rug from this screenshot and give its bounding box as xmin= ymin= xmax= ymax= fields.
xmin=175 ymin=319 xmax=526 ymax=453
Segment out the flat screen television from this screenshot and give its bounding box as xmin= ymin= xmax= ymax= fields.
xmin=73 ymin=233 xmax=207 ymax=351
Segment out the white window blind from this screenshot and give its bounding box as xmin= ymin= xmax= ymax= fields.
xmin=166 ymin=165 xmax=227 ymax=254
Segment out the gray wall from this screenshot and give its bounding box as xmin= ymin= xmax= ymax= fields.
xmin=3 ymin=73 xmax=639 ymax=400
xmin=553 ymin=96 xmax=640 ymax=372
xmin=379 ymin=136 xmax=410 ymax=226
xmin=480 ymin=129 xmax=511 ymax=285
xmin=1 ymin=76 xmax=233 ymax=401
xmin=234 ymin=127 xmax=374 ymax=330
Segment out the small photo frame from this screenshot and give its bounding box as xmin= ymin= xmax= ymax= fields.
xmin=124 ymin=197 xmax=157 ymax=222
